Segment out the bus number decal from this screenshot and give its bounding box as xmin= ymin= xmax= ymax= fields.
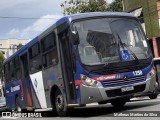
xmin=133 ymin=70 xmax=142 ymax=76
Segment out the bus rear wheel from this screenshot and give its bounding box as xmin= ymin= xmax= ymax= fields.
xmin=110 ymin=97 xmax=127 ymax=108
xmin=55 ymin=89 xmax=67 ymax=117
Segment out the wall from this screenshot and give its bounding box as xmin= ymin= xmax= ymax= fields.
xmin=123 ymin=0 xmax=160 ymax=39
xmin=0 ymin=39 xmax=30 ymax=58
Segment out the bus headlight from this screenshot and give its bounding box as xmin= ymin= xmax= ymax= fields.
xmin=147 ymin=68 xmax=156 ymax=79
xmin=80 ymin=74 xmax=101 ymax=87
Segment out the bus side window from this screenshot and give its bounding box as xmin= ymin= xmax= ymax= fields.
xmin=15 ymin=57 xmax=21 ymax=80
xmin=4 ymin=64 xmax=8 ymax=83
xmin=41 ymin=32 xmax=58 ymax=68
xmin=4 ymin=63 xmax=10 ymax=83
xmin=10 ymin=60 xmax=15 ymax=81
xmin=29 ymin=42 xmax=42 ymax=74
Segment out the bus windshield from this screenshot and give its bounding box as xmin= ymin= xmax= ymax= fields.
xmin=73 ymin=18 xmax=151 ymax=65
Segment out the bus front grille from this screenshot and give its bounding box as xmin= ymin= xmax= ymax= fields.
xmin=106 ymin=84 xmax=146 ymax=97
xmin=102 ymin=75 xmax=146 ymax=87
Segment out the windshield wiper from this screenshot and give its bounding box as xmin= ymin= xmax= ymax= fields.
xmin=117 ymin=34 xmax=139 ymax=64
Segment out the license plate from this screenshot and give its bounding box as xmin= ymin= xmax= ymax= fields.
xmin=121 ymin=86 xmax=134 ymax=92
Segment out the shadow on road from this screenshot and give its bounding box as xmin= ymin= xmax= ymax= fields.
xmin=0 ymin=98 xmax=159 ymax=117
xmin=39 ymin=99 xmax=160 ymax=117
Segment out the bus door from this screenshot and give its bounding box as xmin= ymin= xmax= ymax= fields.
xmin=20 ymin=52 xmax=33 ymax=108
xmin=58 ymin=28 xmax=77 ymax=103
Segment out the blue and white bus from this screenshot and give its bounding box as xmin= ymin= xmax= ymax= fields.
xmin=3 ymin=12 xmax=157 ymax=116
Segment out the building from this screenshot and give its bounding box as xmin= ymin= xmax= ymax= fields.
xmin=0 ymin=39 xmax=30 ymax=58
xmin=123 ymin=0 xmax=160 ymax=58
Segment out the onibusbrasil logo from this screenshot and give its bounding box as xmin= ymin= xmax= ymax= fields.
xmin=1 ymin=112 xmax=42 ymax=118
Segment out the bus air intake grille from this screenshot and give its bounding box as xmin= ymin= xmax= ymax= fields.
xmin=106 ymin=84 xmax=146 ymax=97
xmin=102 ymin=75 xmax=145 ymax=87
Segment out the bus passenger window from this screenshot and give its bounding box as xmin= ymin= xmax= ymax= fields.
xmin=10 ymin=60 xmax=15 ymax=81
xmin=4 ymin=64 xmax=8 ymax=83
xmin=29 ymin=42 xmax=42 ymax=73
xmin=41 ymin=32 xmax=58 ymax=68
xmin=4 ymin=63 xmax=10 ymax=83
xmin=15 ymin=57 xmax=21 ymax=80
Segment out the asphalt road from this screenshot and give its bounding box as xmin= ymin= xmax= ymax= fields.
xmin=0 ymin=96 xmax=160 ymax=120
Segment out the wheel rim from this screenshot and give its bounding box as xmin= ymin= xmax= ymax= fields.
xmin=56 ymin=94 xmax=64 ymax=111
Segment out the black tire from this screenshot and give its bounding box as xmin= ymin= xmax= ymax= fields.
xmin=149 ymin=94 xmax=158 ymax=99
xmin=54 ymin=89 xmax=68 ymax=117
xmin=81 ymin=104 xmax=86 ymax=107
xmin=98 ymin=101 xmax=108 ymax=105
xmin=110 ymin=97 xmax=127 ymax=108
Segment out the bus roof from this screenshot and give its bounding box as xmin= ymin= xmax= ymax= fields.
xmin=66 ymin=12 xmax=133 ymax=20
xmin=4 ymin=12 xmax=135 ymax=63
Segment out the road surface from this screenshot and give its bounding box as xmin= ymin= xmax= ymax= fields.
xmin=0 ymin=96 xmax=160 ymax=120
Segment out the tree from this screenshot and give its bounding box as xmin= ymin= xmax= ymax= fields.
xmin=0 ymin=53 xmax=4 ymax=80
xmin=61 ymin=0 xmax=123 ymax=15
xmin=61 ymin=0 xmax=110 ymax=15
xmin=109 ymin=0 xmax=123 ymax=12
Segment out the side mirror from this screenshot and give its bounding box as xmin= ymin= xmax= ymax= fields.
xmin=69 ymin=31 xmax=80 ymax=45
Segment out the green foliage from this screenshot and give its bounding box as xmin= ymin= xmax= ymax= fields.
xmin=61 ymin=0 xmax=123 ymax=15
xmin=61 ymin=0 xmax=110 ymax=15
xmin=0 ymin=53 xmax=4 ymax=79
xmin=109 ymin=0 xmax=123 ymax=12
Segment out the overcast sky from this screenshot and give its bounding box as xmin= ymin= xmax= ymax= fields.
xmin=0 ymin=0 xmax=113 ymax=40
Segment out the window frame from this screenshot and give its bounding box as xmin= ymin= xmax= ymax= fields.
xmin=40 ymin=32 xmax=58 ymax=69
xmin=29 ymin=42 xmax=42 ymax=74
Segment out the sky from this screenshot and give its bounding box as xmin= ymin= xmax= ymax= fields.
xmin=0 ymin=0 xmax=113 ymax=40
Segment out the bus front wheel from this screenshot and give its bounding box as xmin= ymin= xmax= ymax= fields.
xmin=110 ymin=97 xmax=127 ymax=108
xmin=149 ymin=94 xmax=158 ymax=99
xmin=55 ymin=89 xmax=67 ymax=117
xmin=98 ymin=101 xmax=108 ymax=105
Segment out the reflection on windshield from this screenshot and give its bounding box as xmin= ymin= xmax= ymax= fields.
xmin=73 ymin=18 xmax=151 ymax=65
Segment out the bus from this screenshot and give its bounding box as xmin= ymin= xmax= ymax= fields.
xmin=3 ymin=12 xmax=157 ymax=116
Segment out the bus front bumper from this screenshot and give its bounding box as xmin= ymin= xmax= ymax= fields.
xmin=80 ymin=74 xmax=157 ymax=105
